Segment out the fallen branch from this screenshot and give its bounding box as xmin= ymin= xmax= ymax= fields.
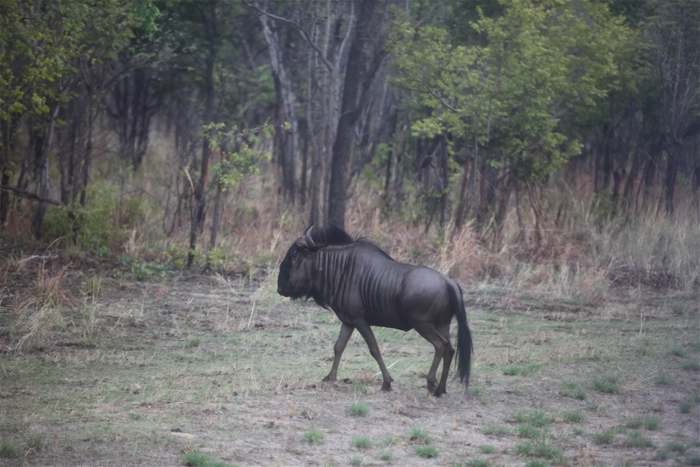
xmin=0 ymin=185 xmax=64 ymax=206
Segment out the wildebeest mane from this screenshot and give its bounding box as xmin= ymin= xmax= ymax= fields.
xmin=306 ymin=225 xmax=394 ymax=260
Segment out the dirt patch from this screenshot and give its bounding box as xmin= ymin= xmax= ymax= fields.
xmin=1 ymin=272 xmax=698 ymax=466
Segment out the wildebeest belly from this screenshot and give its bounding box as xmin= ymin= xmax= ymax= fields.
xmin=367 ymin=313 xmax=412 ymax=331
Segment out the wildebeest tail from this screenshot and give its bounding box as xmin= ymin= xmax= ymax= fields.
xmin=448 ymin=283 xmax=473 ymax=389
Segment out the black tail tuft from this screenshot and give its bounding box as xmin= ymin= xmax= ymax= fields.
xmin=448 ymin=283 xmax=473 ymax=389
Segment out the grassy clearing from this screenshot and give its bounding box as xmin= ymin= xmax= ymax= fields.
xmin=0 ymin=260 xmax=698 ymax=466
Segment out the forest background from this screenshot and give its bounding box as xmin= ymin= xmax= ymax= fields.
xmin=1 ymin=0 xmax=699 ymax=292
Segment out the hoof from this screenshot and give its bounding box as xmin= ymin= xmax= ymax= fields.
xmin=427 ymin=380 xmax=438 ymax=393
xmin=321 ymin=375 xmax=335 ymax=383
xmin=381 ymin=381 xmax=393 ymax=392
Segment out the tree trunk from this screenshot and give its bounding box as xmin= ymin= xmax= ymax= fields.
xmin=665 ymin=145 xmax=678 ymax=215
xmin=80 ymin=95 xmax=93 ymax=207
xmin=31 ymin=105 xmax=60 ymax=238
xmin=259 ymin=12 xmax=298 ymax=202
xmin=327 ymin=0 xmax=379 ymax=229
xmin=188 ymin=0 xmax=218 ymax=269
xmin=0 ymin=116 xmax=13 ymax=224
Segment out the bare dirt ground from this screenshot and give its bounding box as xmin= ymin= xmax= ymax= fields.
xmin=1 ymin=269 xmax=699 ymax=467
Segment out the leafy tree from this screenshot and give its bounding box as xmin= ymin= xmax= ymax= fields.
xmin=392 ymin=0 xmax=637 ymax=239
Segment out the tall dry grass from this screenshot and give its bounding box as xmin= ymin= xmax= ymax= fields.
xmin=3 ymin=130 xmax=697 ymax=299
xmin=11 ymin=261 xmax=77 ymax=352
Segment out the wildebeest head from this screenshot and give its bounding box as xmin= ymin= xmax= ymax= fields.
xmin=277 ymin=225 xmax=354 ymax=298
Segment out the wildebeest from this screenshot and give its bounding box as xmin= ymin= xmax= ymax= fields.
xmin=277 ymin=225 xmax=473 ymax=396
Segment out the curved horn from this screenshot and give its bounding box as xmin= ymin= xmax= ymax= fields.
xmin=304 ymin=225 xmax=316 ymax=249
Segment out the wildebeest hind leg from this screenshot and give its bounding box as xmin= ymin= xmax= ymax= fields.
xmin=353 ymin=320 xmax=394 ymax=391
xmin=435 ymin=324 xmax=455 ymax=396
xmin=323 ymin=323 xmax=355 ymax=383
xmin=413 ymin=323 xmax=448 ymax=396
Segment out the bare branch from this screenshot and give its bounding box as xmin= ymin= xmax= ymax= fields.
xmin=243 ymin=0 xmax=334 ymax=72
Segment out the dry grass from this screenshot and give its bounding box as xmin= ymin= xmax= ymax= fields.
xmin=2 ymin=130 xmax=697 ymax=302
xmin=10 ymin=262 xmax=77 ymax=352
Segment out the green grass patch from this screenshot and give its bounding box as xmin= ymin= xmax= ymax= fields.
xmin=513 ymin=410 xmax=553 ymax=427
xmin=466 ymin=460 xmax=493 ymax=467
xmin=377 ymin=450 xmax=394 ymax=461
xmin=681 ymin=360 xmax=700 ymax=371
xmin=414 ymin=445 xmax=439 ymax=458
xmin=624 ymin=431 xmax=654 ymax=448
xmin=352 ymin=436 xmax=372 ymax=449
xmin=684 ymin=455 xmax=700 ymax=466
xmin=182 ymin=451 xmax=231 ymax=467
xmin=409 ymin=427 xmax=431 ymax=444
xmin=561 ymin=381 xmax=587 ymax=400
xmin=187 ymin=336 xmax=202 ymax=348
xmin=517 ymin=424 xmax=544 ymax=439
xmin=563 ymin=411 xmax=584 ymax=423
xmin=594 ymin=429 xmax=616 ymax=445
xmin=655 ymin=374 xmax=674 ymax=385
xmin=679 ymin=396 xmax=699 ymax=414
xmin=349 ymin=455 xmax=363 ymax=466
xmin=690 ymin=337 xmax=700 ymax=351
xmin=669 ymin=346 xmax=687 ymax=357
xmin=478 ymin=444 xmax=495 ymax=454
xmin=625 ymin=415 xmax=661 ymax=430
xmin=304 ymin=427 xmax=324 ymax=444
xmin=680 ymin=400 xmax=695 ymax=414
xmin=482 ymin=424 xmax=511 ymax=436
xmin=592 ymin=376 xmax=619 ymax=394
xmin=348 ymin=402 xmax=370 ymax=417
xmin=667 ymin=442 xmax=686 ymax=452
xmin=503 ymin=363 xmax=540 ymax=376
xmin=515 ymin=440 xmax=563 ymax=462
xmin=525 ymin=462 xmax=549 ymax=467
xmin=0 ymin=440 xmax=18 ymax=458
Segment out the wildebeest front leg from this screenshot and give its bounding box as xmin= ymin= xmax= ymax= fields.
xmin=322 ymin=322 xmax=355 ymax=383
xmin=354 ymin=320 xmax=394 ymax=391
